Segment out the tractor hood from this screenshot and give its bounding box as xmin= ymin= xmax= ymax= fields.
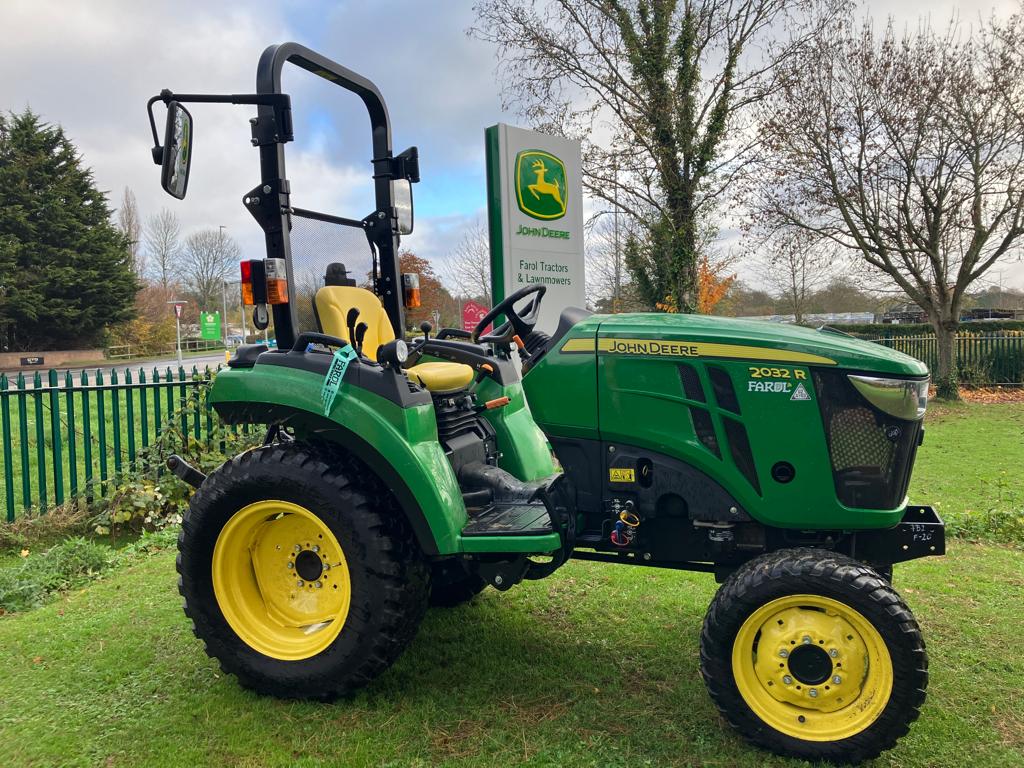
xmin=577 ymin=313 xmax=928 ymax=377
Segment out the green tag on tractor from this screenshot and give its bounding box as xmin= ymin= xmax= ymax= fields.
xmin=148 ymin=43 xmax=944 ymax=765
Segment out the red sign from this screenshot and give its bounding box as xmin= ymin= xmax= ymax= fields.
xmin=462 ymin=300 xmax=490 ymax=334
xmin=173 ymin=303 xmax=183 ymax=319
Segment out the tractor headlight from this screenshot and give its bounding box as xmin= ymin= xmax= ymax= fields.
xmin=377 ymin=339 xmax=409 ymax=369
xmin=848 ymin=375 xmax=929 ymax=421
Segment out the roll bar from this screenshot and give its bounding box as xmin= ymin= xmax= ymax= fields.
xmin=251 ymin=43 xmax=409 ymax=346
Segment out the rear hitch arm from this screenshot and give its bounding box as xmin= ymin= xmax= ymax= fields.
xmin=167 ymin=454 xmax=207 ymax=489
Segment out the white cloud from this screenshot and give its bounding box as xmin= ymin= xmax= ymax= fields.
xmin=0 ymin=0 xmax=515 ymax=294
xmin=0 ymin=0 xmax=303 ymax=269
xmin=2 ymin=0 xmax=1020 ymax=307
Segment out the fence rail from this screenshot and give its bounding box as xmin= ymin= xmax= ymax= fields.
xmin=0 ymin=366 xmax=219 ymax=522
xmin=868 ymin=332 xmax=1024 ymax=384
xmin=106 ymin=339 xmax=226 ymax=360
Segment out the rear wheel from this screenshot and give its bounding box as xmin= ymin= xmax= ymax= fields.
xmin=177 ymin=443 xmax=429 ymax=699
xmin=700 ymin=549 xmax=927 ymax=764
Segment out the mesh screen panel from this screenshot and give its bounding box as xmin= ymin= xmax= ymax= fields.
xmin=813 ymin=370 xmax=921 ymax=509
xmin=723 ymin=417 xmax=760 ymax=494
xmin=688 ymin=406 xmax=720 ymax=457
xmin=708 ymin=365 xmax=741 ymax=414
xmin=678 ymin=363 xmax=706 ymax=402
xmin=287 ymin=214 xmax=375 ymax=335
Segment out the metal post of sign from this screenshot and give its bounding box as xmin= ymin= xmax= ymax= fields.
xmin=223 ymin=280 xmax=246 ymax=343
xmin=167 ymin=300 xmax=187 ymax=365
xmin=237 ymin=283 xmax=247 ymax=342
xmin=221 ymin=282 xmax=229 ymax=348
xmin=219 ymin=226 xmax=228 ymax=348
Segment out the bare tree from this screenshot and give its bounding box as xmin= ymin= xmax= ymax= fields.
xmin=116 ymin=186 xmax=143 ymax=276
xmin=145 ymin=208 xmax=182 ymax=292
xmin=754 ymin=13 xmax=1024 ymax=397
xmin=585 ymin=211 xmax=649 ymax=311
xmin=444 ymin=220 xmax=492 ymax=304
xmin=755 ymin=230 xmax=834 ymax=323
xmin=471 ymin=0 xmax=844 ymax=312
xmin=181 ymin=228 xmax=241 ymax=311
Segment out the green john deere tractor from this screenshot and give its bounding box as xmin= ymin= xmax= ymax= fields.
xmin=148 ymin=43 xmax=944 ymax=764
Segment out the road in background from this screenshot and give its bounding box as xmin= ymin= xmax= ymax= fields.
xmin=4 ymin=353 xmax=228 ymax=386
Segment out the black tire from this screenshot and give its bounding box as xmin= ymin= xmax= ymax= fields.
xmin=700 ymin=549 xmax=927 ymax=764
xmin=428 ymin=559 xmax=487 ymax=607
xmin=177 ymin=442 xmax=429 ymax=700
xmin=872 ymin=563 xmax=894 ymax=584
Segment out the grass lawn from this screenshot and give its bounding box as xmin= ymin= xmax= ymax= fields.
xmin=0 ymin=543 xmax=1020 ymax=767
xmin=911 ymin=401 xmax=1024 ymax=539
xmin=0 ymin=401 xmax=1020 ymax=767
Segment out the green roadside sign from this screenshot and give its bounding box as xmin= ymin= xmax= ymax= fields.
xmin=200 ymin=311 xmax=221 ymax=340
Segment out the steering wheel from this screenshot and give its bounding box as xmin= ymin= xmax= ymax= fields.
xmin=472 ymin=285 xmax=547 ymax=345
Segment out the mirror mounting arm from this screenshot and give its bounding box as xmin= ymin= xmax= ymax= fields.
xmin=146 ymin=90 xmax=293 ymax=163
xmin=371 ymin=146 xmax=419 ymax=183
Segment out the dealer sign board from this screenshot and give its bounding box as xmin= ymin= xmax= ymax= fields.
xmin=486 ymin=124 xmax=586 ymax=333
xmin=462 ymin=300 xmax=489 ymax=334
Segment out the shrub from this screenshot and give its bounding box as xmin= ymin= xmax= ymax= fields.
xmin=981 ymin=343 xmax=1024 ymax=384
xmin=946 ymin=508 xmax=1024 ymax=547
xmin=957 ymin=358 xmax=994 ymax=387
xmin=88 ymin=381 xmax=260 ymax=535
xmin=0 ymin=537 xmax=113 ymax=613
xmin=105 ymin=316 xmax=178 ymax=357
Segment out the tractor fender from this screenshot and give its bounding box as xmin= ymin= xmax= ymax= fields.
xmin=209 ymin=365 xmax=467 ymax=555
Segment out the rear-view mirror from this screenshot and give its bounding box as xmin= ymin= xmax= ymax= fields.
xmin=394 ymin=179 xmax=413 ymax=235
xmin=161 ymin=101 xmax=193 ymax=199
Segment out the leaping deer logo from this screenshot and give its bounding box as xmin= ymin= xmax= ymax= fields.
xmin=515 ymin=149 xmax=567 ymax=220
xmin=528 ymin=159 xmax=563 ymax=207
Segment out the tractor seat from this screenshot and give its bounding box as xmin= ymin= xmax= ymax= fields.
xmin=313 ymin=285 xmax=474 ymax=394
xmin=405 ymin=361 xmax=474 ymax=394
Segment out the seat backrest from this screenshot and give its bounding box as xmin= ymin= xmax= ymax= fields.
xmin=314 ymin=286 xmax=395 ymax=361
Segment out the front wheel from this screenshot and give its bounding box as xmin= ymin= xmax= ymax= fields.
xmin=700 ymin=549 xmax=927 ymax=764
xmin=177 ymin=443 xmax=429 ymax=699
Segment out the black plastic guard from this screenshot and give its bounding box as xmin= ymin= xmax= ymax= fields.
xmin=850 ymin=505 xmax=945 ymax=564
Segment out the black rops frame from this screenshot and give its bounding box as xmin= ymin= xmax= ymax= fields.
xmin=146 ymin=42 xmax=414 ymax=348
xmin=251 ymin=42 xmax=412 ymax=346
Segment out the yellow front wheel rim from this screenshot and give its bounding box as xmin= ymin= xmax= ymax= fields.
xmin=212 ymin=500 xmax=352 ymax=661
xmin=732 ymin=594 xmax=893 ymax=742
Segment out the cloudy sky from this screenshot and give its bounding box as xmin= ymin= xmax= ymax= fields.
xmin=2 ymin=0 xmax=1022 ymax=293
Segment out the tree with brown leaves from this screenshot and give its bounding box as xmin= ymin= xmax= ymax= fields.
xmin=471 ymin=0 xmax=844 ymax=313
xmin=753 ymin=13 xmax=1024 ymax=398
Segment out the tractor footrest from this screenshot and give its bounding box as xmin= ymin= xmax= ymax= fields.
xmin=461 ymin=502 xmax=554 ymax=537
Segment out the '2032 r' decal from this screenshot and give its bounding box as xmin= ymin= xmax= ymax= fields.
xmin=748 ymin=366 xmax=806 ymax=380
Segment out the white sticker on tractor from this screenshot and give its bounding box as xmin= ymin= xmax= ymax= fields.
xmin=748 ymin=381 xmax=792 ymax=394
xmin=791 ymin=383 xmax=811 ymax=401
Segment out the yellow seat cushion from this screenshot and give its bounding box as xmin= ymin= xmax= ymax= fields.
xmin=314 ymin=285 xmax=395 ymax=361
xmin=406 ymin=362 xmax=474 ymax=393
xmin=313 ymin=286 xmax=474 ymax=393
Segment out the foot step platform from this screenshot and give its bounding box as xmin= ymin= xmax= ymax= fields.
xmin=461 ymin=502 xmax=553 ymax=537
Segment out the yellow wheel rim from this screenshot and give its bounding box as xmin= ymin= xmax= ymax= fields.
xmin=212 ymin=500 xmax=352 ymax=661
xmin=731 ymin=594 xmax=893 ymax=742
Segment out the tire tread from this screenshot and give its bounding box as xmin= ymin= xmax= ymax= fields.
xmin=699 ymin=548 xmax=927 ymax=764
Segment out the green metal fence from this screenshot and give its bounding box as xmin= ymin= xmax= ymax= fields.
xmin=869 ymin=333 xmax=1024 ymax=383
xmin=0 ymin=366 xmax=218 ymax=522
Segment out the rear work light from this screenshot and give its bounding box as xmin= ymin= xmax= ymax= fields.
xmin=240 ymin=260 xmax=255 ymax=306
xmin=265 ymin=258 xmax=289 ymax=305
xmin=240 ymin=259 xmax=272 ymax=330
xmin=402 ymin=273 xmax=421 ymax=309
